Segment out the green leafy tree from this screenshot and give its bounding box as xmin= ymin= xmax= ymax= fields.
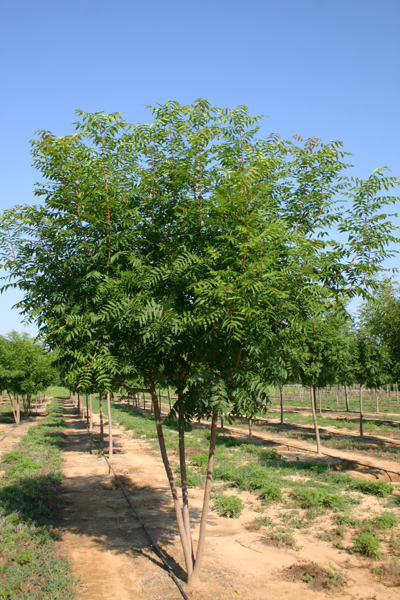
xmin=1 ymin=101 xmax=399 ymax=585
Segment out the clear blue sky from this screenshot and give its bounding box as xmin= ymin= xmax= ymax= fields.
xmin=1 ymin=0 xmax=399 ymax=336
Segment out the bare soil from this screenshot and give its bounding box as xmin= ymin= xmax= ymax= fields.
xmin=59 ymin=399 xmax=400 ymax=600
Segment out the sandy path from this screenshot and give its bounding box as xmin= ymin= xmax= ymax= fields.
xmin=59 ymin=399 xmax=400 ymax=600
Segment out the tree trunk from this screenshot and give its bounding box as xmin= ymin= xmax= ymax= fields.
xmin=190 ymin=410 xmax=218 ymax=586
xmin=168 ymin=387 xmax=172 ymax=411
xmin=178 ymin=405 xmax=193 ymax=564
xmin=248 ymin=417 xmax=253 ymax=437
xmin=89 ymin=394 xmax=93 ymax=432
xmin=345 ymin=385 xmax=349 ymax=412
xmin=150 ymin=383 xmax=193 ymax=578
xmin=77 ymin=393 xmax=80 ymax=415
xmin=106 ymin=393 xmax=113 ymax=457
xmin=279 ymin=383 xmax=284 ymax=425
xmin=99 ymin=393 xmax=104 ymax=444
xmin=220 ymin=416 xmax=224 ymax=430
xmin=396 ymin=382 xmax=399 ymax=405
xmin=359 ymin=384 xmax=364 ymax=438
xmin=319 ymin=387 xmax=322 ymax=416
xmin=375 ymin=388 xmax=379 ymax=414
xmin=8 ymin=392 xmax=19 ymax=425
xmin=310 ymin=384 xmax=322 ymax=455
xmin=85 ymin=395 xmax=89 ymax=428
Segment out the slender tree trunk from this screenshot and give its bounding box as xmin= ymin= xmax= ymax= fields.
xmin=89 ymin=394 xmax=93 ymax=432
xmin=319 ymin=387 xmax=322 ymax=416
xmin=248 ymin=417 xmax=253 ymax=437
xmin=106 ymin=393 xmax=113 ymax=457
xmin=396 ymin=382 xmax=399 ymax=405
xmin=8 ymin=392 xmax=19 ymax=425
xmin=143 ymin=392 xmax=145 ymax=410
xmin=220 ymin=416 xmax=224 ymax=429
xmin=279 ymin=383 xmax=284 ymax=425
xmin=99 ymin=393 xmax=104 ymax=444
xmin=85 ymin=395 xmax=89 ymax=428
xmin=150 ymin=383 xmax=193 ymax=578
xmin=345 ymin=385 xmax=349 ymax=412
xmin=359 ymin=383 xmax=364 ymax=438
xmin=310 ymin=384 xmax=322 ymax=455
xmin=77 ymin=393 xmax=80 ymax=416
xmin=375 ymin=388 xmax=379 ymax=414
xmin=167 ymin=387 xmax=172 ymax=411
xmin=178 ymin=405 xmax=193 ymax=563
xmin=190 ymin=410 xmax=218 ymax=586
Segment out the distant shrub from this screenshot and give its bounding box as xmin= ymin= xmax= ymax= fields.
xmin=373 ymin=513 xmax=398 ymax=530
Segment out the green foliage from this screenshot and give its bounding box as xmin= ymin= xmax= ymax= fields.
xmin=291 ymin=488 xmax=347 ymax=511
xmin=373 ymin=512 xmax=398 ymax=530
xmin=353 ymin=532 xmax=381 ymax=558
xmin=213 ymin=494 xmax=244 ymax=518
xmin=259 ymin=483 xmax=282 ymax=504
xmin=350 ymin=480 xmax=393 ymax=497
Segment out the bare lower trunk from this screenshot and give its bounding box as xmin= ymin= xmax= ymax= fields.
xmin=345 ymin=385 xmax=349 ymax=412
xmin=319 ymin=387 xmax=322 ymax=416
xmin=77 ymin=393 xmax=80 ymax=416
xmin=168 ymin=387 xmax=172 ymax=411
xmin=310 ymin=384 xmax=322 ymax=455
xmin=150 ymin=383 xmax=193 ymax=578
xmin=375 ymin=388 xmax=379 ymax=414
xmin=359 ymin=384 xmax=364 ymax=437
xmin=248 ymin=417 xmax=253 ymax=437
xmin=178 ymin=406 xmax=193 ymax=563
xmin=279 ymin=383 xmax=283 ymax=425
xmin=106 ymin=393 xmax=113 ymax=457
xmin=89 ymin=394 xmax=93 ymax=432
xmin=8 ymin=392 xmax=19 ymax=425
xmin=99 ymin=393 xmax=104 ymax=444
xmin=190 ymin=410 xmax=218 ymax=586
xmin=85 ymin=395 xmax=89 ymax=428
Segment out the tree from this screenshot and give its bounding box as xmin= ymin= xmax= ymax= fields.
xmin=1 ymin=101 xmax=399 ymax=584
xmin=0 ymin=332 xmax=56 ymax=423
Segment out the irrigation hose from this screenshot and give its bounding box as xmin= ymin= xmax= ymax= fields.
xmin=82 ymin=413 xmax=190 ymax=600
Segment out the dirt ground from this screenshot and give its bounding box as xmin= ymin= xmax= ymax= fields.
xmin=59 ymin=399 xmax=400 ymax=600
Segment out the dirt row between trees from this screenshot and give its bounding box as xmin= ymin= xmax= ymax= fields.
xmin=59 ymin=398 xmax=400 ymax=600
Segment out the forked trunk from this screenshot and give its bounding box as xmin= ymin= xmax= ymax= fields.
xmin=359 ymin=383 xmax=364 ymax=437
xmin=279 ymin=383 xmax=283 ymax=425
xmin=106 ymin=393 xmax=113 ymax=457
xmin=189 ymin=410 xmax=218 ymax=586
xmin=99 ymin=393 xmax=104 ymax=444
xmin=150 ymin=383 xmax=193 ymax=578
xmin=310 ymin=384 xmax=322 ymax=455
xmin=8 ymin=392 xmax=20 ymax=425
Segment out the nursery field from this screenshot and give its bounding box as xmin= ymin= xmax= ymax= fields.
xmin=61 ymin=392 xmax=400 ymax=599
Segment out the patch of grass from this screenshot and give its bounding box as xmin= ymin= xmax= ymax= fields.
xmin=0 ymin=398 xmax=75 ymax=599
xmin=350 ymin=480 xmax=393 ymax=497
xmin=291 ymin=488 xmax=348 ymax=511
xmin=213 ymin=494 xmax=244 ymax=518
xmin=259 ymin=483 xmax=282 ymax=504
xmin=353 ymin=532 xmax=381 ymax=558
xmin=373 ymin=512 xmax=398 ymax=530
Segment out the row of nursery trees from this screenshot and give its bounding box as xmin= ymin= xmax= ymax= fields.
xmin=1 ymin=100 xmax=399 ymax=585
xmin=0 ymin=332 xmax=56 ymax=423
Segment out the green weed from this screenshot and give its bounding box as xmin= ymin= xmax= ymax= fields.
xmin=213 ymin=494 xmax=244 ymax=518
xmin=353 ymin=532 xmax=381 ymax=558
